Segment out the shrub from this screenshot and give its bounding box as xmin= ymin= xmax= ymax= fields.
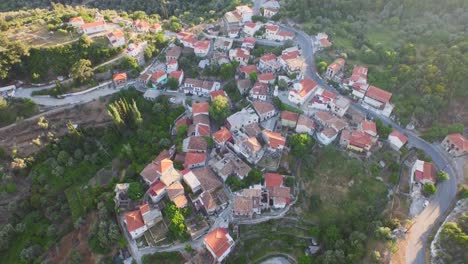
xmin=423 ymin=183 xmax=437 ymax=196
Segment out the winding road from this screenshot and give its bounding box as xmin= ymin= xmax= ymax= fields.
xmin=281 ymin=23 xmax=459 ymax=264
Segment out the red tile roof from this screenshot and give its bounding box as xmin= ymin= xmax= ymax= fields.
xmin=113 ymin=72 xmax=127 ymax=81
xmin=149 ymin=181 xmax=166 ymax=196
xmin=109 ymin=30 xmax=124 ymax=39
xmin=212 ymin=127 xmax=232 ymax=144
xmin=328 ymin=58 xmax=345 ymax=72
xmin=175 ymin=117 xmax=191 ymax=128
xmin=192 ymin=102 xmax=209 ymax=115
xmin=263 ymin=130 xmax=286 ymax=149
xmin=82 ymin=20 xmax=106 ymax=29
xmin=150 ymin=23 xmax=161 ymax=30
xmin=204 ymin=228 xmax=232 ymax=258
xmin=321 ymin=90 xmax=337 ymax=100
xmin=361 ymin=120 xmax=377 ymax=136
xmin=125 ymin=209 xmax=145 ymax=232
xmin=184 ymin=152 xmax=207 ymax=168
xmin=278 ymin=30 xmax=294 ymax=37
xmin=366 ymin=86 xmax=392 ymax=103
xmin=446 ymin=133 xmax=468 ymax=151
xmin=210 ymin=90 xmax=228 ymax=100
xmin=151 ymin=71 xmax=166 ymax=82
xmin=349 ymin=130 xmax=373 ymax=149
xmin=297 ymin=114 xmax=316 ymax=129
xmin=195 ymin=40 xmax=211 ymax=50
xmin=252 ymin=101 xmax=275 ymax=115
xmin=243 ymin=36 xmax=256 ymax=44
xmin=260 ymin=53 xmax=276 ymax=62
xmin=252 ymin=82 xmax=269 ymax=95
xmin=239 ymin=65 xmax=258 ymax=74
xmin=265 ymin=24 xmax=279 ymax=32
xmin=415 ymin=162 xmax=436 ymax=183
xmin=319 ymin=38 xmax=332 ymax=47
xmin=265 ymin=173 xmax=283 ymax=188
xmin=280 ymin=50 xmax=300 ymax=61
xmin=389 ymin=130 xmax=408 ymax=145
xmin=244 ymin=22 xmax=257 ymax=28
xmin=281 ymin=111 xmax=299 ymax=122
xmin=169 ymin=70 xmax=184 ymax=80
xmin=69 ymin=17 xmax=84 ymax=23
xmin=291 ymin=78 xmax=317 ymax=98
xmin=258 ymin=73 xmax=275 ymax=81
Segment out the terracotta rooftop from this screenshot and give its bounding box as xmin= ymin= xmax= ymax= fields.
xmin=258 ymin=73 xmax=275 ymax=81
xmin=366 ymin=86 xmax=392 ymax=103
xmin=192 ymin=102 xmax=210 ymax=115
xmin=184 ymin=152 xmax=207 ymax=168
xmin=149 ymin=181 xmax=166 ymax=197
xmin=389 ymin=130 xmax=408 ymax=145
xmin=349 ymin=130 xmax=373 ymax=149
xmin=213 ymin=127 xmax=233 ymax=144
xmin=210 ymin=90 xmax=228 ymax=100
xmin=204 ymin=228 xmax=233 ymax=259
xmin=239 ymin=65 xmax=257 ymax=74
xmin=297 ymin=114 xmax=316 ymax=129
xmin=234 ymin=195 xmax=253 ymax=214
xmin=291 ymin=78 xmax=317 ymax=98
xmin=263 ymin=130 xmax=286 ymax=149
xmin=169 ymin=70 xmax=184 ymax=80
xmin=260 ymin=53 xmax=277 ymax=62
xmin=361 ymin=120 xmax=377 ymax=136
xmin=113 ymin=72 xmax=127 ymax=81
xmin=415 ymin=161 xmax=436 ymax=183
xmin=265 ymin=172 xmax=283 ymax=188
xmin=281 ymin=111 xmax=299 ymax=122
xmin=446 ymin=133 xmax=468 ymax=151
xmin=125 ymin=209 xmax=145 ymax=232
xmin=243 ymin=137 xmax=262 ymax=153
xmin=186 ymin=136 xmax=208 ymax=152
xmin=252 ymin=101 xmax=275 ymax=115
xmin=81 ymin=20 xmax=106 ymax=29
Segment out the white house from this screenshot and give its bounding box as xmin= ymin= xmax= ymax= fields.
xmin=243 ymin=22 xmax=261 ymax=36
xmin=182 ymin=170 xmax=202 ymax=193
xmin=81 ymin=21 xmax=107 ymax=35
xmin=229 ymin=48 xmax=250 ymax=66
xmin=68 ymin=17 xmax=84 ymax=27
xmin=252 ymin=101 xmax=276 ymax=121
xmin=295 ymin=115 xmax=316 ymax=136
xmin=262 ymin=0 xmax=280 ymax=17
xmin=330 ymin=96 xmax=351 ymax=117
xmin=250 ymin=82 xmax=269 ymax=101
xmin=107 ymin=31 xmax=126 ymax=48
xmin=317 ymin=128 xmax=338 ymax=145
xmin=411 ymin=160 xmax=436 ymax=185
xmin=388 ymin=130 xmax=408 ymax=150
xmin=235 ymin=5 xmax=253 ymax=23
xmin=204 ymin=228 xmax=235 ymax=262
xmin=124 ymin=204 xmax=162 ymax=239
xmin=194 ymin=40 xmax=211 ymax=57
xmin=265 ymin=24 xmax=279 ymax=40
xmin=166 ymin=59 xmax=179 ymax=73
xmin=149 ymin=181 xmax=167 ymax=203
xmin=169 ymin=70 xmax=184 ymax=86
xmin=226 ymin=107 xmax=259 ymax=130
xmin=258 ymin=53 xmax=280 ymax=73
xmin=288 ymin=78 xmax=318 ymax=105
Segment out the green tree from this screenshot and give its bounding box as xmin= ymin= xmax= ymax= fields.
xmin=375 ymin=119 xmax=392 ymax=138
xmin=167 ymin=77 xmax=179 ymax=90
xmin=249 ymin=72 xmax=258 ymax=82
xmin=436 ymin=170 xmax=450 ymax=182
xmin=317 ymin=61 xmax=327 ymax=74
xmin=290 ymin=133 xmax=315 ymax=157
xmin=209 ymin=95 xmax=230 ymax=123
xmin=0 ymin=97 xmax=7 ymax=109
xmin=244 ymin=168 xmax=263 ymax=186
xmin=128 ymin=182 xmax=144 ymax=200
xmin=423 ymin=183 xmax=437 ymax=195
xmin=70 ymin=59 xmax=94 ymax=83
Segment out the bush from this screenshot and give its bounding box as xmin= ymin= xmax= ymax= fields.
xmin=436 ymin=170 xmax=450 ymax=182
xmin=423 ymin=183 xmax=437 ymax=195
xmin=128 ymin=182 xmax=144 ymax=200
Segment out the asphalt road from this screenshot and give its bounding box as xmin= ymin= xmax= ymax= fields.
xmin=280 ymin=24 xmax=459 ymax=264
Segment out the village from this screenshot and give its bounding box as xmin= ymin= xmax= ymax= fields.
xmin=58 ymin=2 xmax=467 ymax=263
xmin=1 ymin=1 xmax=467 ymax=263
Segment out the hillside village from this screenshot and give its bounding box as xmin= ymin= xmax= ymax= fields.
xmin=1 ymin=1 xmax=467 ymax=264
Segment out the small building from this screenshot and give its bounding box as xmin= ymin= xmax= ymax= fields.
xmin=252 ymin=101 xmax=276 ymax=121
xmin=151 ymin=71 xmax=168 ymax=87
xmin=250 ymin=82 xmax=269 ymax=101
xmin=166 ymin=59 xmax=179 ymax=73
xmin=281 ymin=111 xmax=299 ymax=128
xmin=388 ymin=130 xmax=408 ymax=151
xmin=124 ymin=204 xmax=162 ymax=239
xmin=229 ymin=48 xmax=250 ymax=66
xmin=112 ymin=72 xmax=127 ymax=88
xmin=258 ymin=73 xmax=275 ymax=84
xmin=211 ymin=150 xmax=251 ymax=180
xmin=80 ymin=20 xmax=107 ymax=35
xmin=184 ymin=152 xmax=207 ymax=169
xmin=226 ymin=107 xmax=259 ymax=130
xmin=325 ymin=58 xmax=345 ymax=82
xmin=149 ymin=181 xmax=167 ymax=203
xmin=239 ymin=65 xmax=257 ymax=78
xmin=0 ymin=85 xmax=16 ymax=98
xmin=69 ymin=17 xmax=85 ymax=27
xmin=258 ymin=53 xmax=280 ymax=73
xmin=262 ymin=0 xmax=280 ymax=18
xmin=441 ymin=133 xmax=468 ymax=157
xmin=330 ymin=96 xmax=351 ymax=117
xmin=166 ymin=46 xmax=183 ymax=62
xmin=242 ymin=36 xmax=257 ymax=50
xmin=347 ymin=130 xmax=373 ymax=152
xmin=192 ymin=102 xmax=210 ymax=116
xmin=210 ymin=90 xmax=228 ymax=101
xmin=194 ymin=40 xmax=211 ymax=57
xmin=149 ymin=23 xmax=162 ymax=33
xmin=296 ymin=115 xmax=316 ymax=136
xmin=212 ymin=127 xmax=233 ymax=147
xmin=412 ymin=160 xmax=436 ymax=185
xmin=204 ymin=228 xmax=235 ymax=263
xmin=167 ymin=181 xmax=188 ymax=208
xmin=183 ymin=136 xmax=208 ymax=153
xmin=262 ymin=130 xmax=286 ymax=151
xmin=169 ymin=70 xmax=184 ymax=86
xmin=317 ymin=127 xmax=338 ymax=145
xmin=288 ymin=78 xmax=318 ymax=105
xmin=214 ymin=38 xmax=233 ymax=51
xmin=236 ymin=79 xmax=251 ymax=95
xmin=243 ymin=22 xmax=261 ymax=36
xmin=359 ymin=120 xmax=378 ymax=137
xmin=132 ymin=19 xmax=150 ymax=32
xmin=107 ymin=31 xmax=126 ymax=48
xmin=363 ymin=86 xmax=392 ymax=110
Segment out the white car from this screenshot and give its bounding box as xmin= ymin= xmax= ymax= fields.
xmin=169 ymin=97 xmax=176 ymax=104
xmin=423 ymin=200 xmax=429 ymax=208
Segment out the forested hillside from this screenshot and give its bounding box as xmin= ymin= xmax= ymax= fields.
xmin=284 ymin=0 xmax=468 ymax=128
xmin=0 ymin=0 xmax=245 ymax=22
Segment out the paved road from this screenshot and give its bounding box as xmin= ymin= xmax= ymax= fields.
xmin=280 ymin=23 xmax=459 ymax=264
